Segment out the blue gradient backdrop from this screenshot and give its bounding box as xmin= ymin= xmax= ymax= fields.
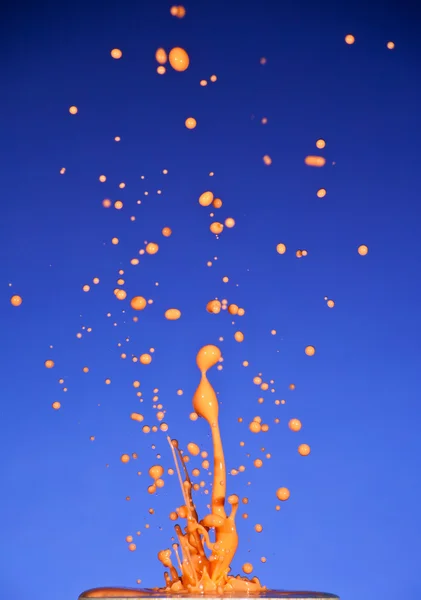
xmin=1 ymin=1 xmax=421 ymax=599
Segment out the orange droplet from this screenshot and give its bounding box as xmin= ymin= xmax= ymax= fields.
xmin=99 ymin=175 xmax=106 ymax=182
xmin=199 ymin=191 xmax=214 ymax=206
xmin=210 ymin=222 xmax=223 ymax=235
xmin=121 ymin=454 xmax=130 ymax=463
xmin=316 ymin=139 xmax=326 ymax=149
xmin=276 ymin=243 xmax=286 ymax=254
xmin=114 ymin=136 xmax=120 ymax=142
xmin=234 ymin=331 xmax=244 ymax=343
xmin=345 ymin=34 xmax=355 ymax=45
xmin=145 ymin=242 xmax=159 ymax=255
xmin=206 ymin=299 xmax=221 ymax=314
xmin=60 ymin=167 xmax=66 ymax=174
xmin=387 ymin=41 xmax=395 ymax=50
xmin=115 ymin=289 xmax=127 ymax=300
xmin=10 ymin=295 xmax=22 ymax=307
xmin=130 ymin=296 xmax=147 ymax=311
xmin=139 ymin=353 xmax=152 ymax=365
xmin=102 ymin=199 xmax=111 ymax=208
xmin=305 ymin=155 xmax=326 ymax=167
xmin=165 ymin=308 xmax=181 ymax=320
xmin=162 ymin=227 xmax=172 ymax=237
xmin=111 ymin=237 xmax=119 ymax=245
xmin=155 ymin=48 xmax=167 ymax=64
xmin=157 ymin=65 xmax=166 ymax=75
xmin=305 ymin=345 xmax=316 ymax=356
xmin=288 ymin=419 xmax=302 ymax=432
xmin=126 ymin=535 xmax=133 ymax=543
xmin=128 ymin=543 xmax=136 ymax=551
xmin=255 ymin=524 xmax=263 ymax=532
xmin=225 ymin=217 xmax=235 ymax=228
xmin=187 ymin=442 xmax=200 ymax=456
xmin=263 ymin=155 xmax=272 ymax=165
xmin=149 ymin=465 xmax=164 ymax=480
xmin=212 ymin=198 xmax=222 ymax=208
xmin=276 ymin=487 xmax=290 ymax=501
xmin=45 ymin=360 xmax=55 ymax=369
xmin=52 ymin=401 xmax=61 ymax=410
xmin=69 ymin=106 xmax=78 ymax=115
xmin=358 ymin=244 xmax=368 ymax=256
xmin=200 ymin=79 xmax=207 ymax=86
xmin=111 ymin=48 xmax=122 ymax=59
xmin=317 ymin=188 xmax=327 ymax=198
xmin=298 ymin=443 xmax=311 ymax=456
xmin=130 ymin=413 xmax=144 ymax=422
xmin=114 ymin=200 xmax=123 ymax=209
xmin=169 ymin=47 xmax=190 ymax=72
xmin=254 ymin=458 xmax=263 ymax=468
xmin=327 ymin=299 xmax=335 ymax=308
xmin=185 ymin=117 xmax=197 ymax=129
xmin=242 ymin=563 xmax=253 ymax=574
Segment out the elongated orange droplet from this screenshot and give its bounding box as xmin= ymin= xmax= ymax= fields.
xmin=165 ymin=308 xmax=181 ymax=320
xmin=305 ymin=155 xmax=326 ymax=167
xmin=155 ymin=48 xmax=167 ymax=64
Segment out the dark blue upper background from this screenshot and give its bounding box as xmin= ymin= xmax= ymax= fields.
xmin=1 ymin=0 xmax=421 ymax=599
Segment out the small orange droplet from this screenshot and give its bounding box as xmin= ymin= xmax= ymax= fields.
xmin=185 ymin=117 xmax=197 ymax=129
xmin=358 ymin=244 xmax=368 ymax=256
xmin=162 ymin=227 xmax=172 ymax=237
xmin=276 ymin=243 xmax=286 ymax=254
xmin=298 ymin=443 xmax=311 ymax=456
xmin=234 ymin=331 xmax=244 ymax=343
xmin=155 ymin=48 xmax=167 ymax=64
xmin=316 ymin=139 xmax=326 ymax=149
xmin=242 ymin=562 xmax=253 ymax=574
xmin=52 ymin=401 xmax=61 ymax=410
xmin=345 ymin=34 xmax=355 ymax=45
xmin=121 ymin=454 xmax=130 ymax=463
xmin=305 ymin=345 xmax=316 ymax=356
xmin=69 ymin=106 xmax=78 ymax=115
xmin=45 ymin=360 xmax=55 ymax=369
xmin=288 ymin=419 xmax=302 ymax=432
xmin=263 ymin=155 xmax=272 ymax=165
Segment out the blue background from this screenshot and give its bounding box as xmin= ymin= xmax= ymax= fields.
xmin=1 ymin=0 xmax=421 ymax=599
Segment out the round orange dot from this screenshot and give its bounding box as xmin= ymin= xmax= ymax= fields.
xmin=276 ymin=487 xmax=290 ymax=501
xmin=289 ymin=419 xmax=302 ymax=432
xmin=276 ymin=243 xmax=286 ymax=254
xmin=131 ymin=296 xmax=146 ymax=311
xmin=185 ymin=117 xmax=197 ymax=129
xmin=140 ymin=353 xmax=152 ymax=365
xmin=316 ymin=139 xmax=326 ymax=149
xmin=114 ymin=200 xmax=123 ymax=209
xmin=121 ymin=454 xmax=130 ymax=463
xmin=45 ymin=360 xmax=55 ymax=369
xmin=225 ymin=217 xmax=235 ymax=228
xmin=228 ymin=304 xmax=238 ymax=315
xmin=128 ymin=543 xmax=136 ymax=551
xmin=69 ymin=106 xmax=78 ymax=115
xmin=169 ymin=47 xmax=190 ymax=71
xmin=146 ymin=242 xmax=159 ymax=255
xmin=210 ymin=222 xmax=223 ymax=235
xmin=157 ymin=66 xmax=166 ymax=75
xmin=298 ymin=443 xmax=311 ymax=456
xmin=200 ymin=79 xmax=207 ymax=86
xmin=52 ymin=401 xmax=61 ymax=410
xmin=234 ymin=331 xmax=244 ymax=342
xmin=255 ymin=524 xmax=263 ymax=532
xmin=358 ymin=244 xmax=368 ymax=256
xmin=317 ymin=188 xmax=327 ymax=198
xmin=305 ymin=345 xmax=316 ymax=356
xmin=10 ymin=295 xmax=22 ymax=307
xmin=327 ymin=299 xmax=335 ymax=308
xmin=263 ymin=155 xmax=272 ymax=165
xmin=115 ymin=289 xmax=127 ymax=300
xmin=111 ymin=48 xmax=122 ymax=59
xmin=162 ymin=227 xmax=172 ymax=237
xmin=345 ymin=34 xmax=355 ymax=45
xmin=206 ymin=299 xmax=221 ymax=314
xmin=111 ymin=237 xmax=119 ymax=245
xmin=242 ymin=563 xmax=253 ymax=574
xmin=387 ymin=41 xmax=395 ymax=50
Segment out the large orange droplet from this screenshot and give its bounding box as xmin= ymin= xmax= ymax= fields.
xmin=358 ymin=244 xmax=368 ymax=256
xmin=276 ymin=487 xmax=290 ymax=501
xmin=146 ymin=242 xmax=159 ymax=255
xmin=298 ymin=443 xmax=311 ymax=456
xmin=199 ymin=191 xmax=214 ymax=206
xmin=276 ymin=243 xmax=286 ymax=254
xmin=45 ymin=360 xmax=55 ymax=369
xmin=305 ymin=345 xmax=315 ymax=356
xmin=111 ymin=48 xmax=122 ymax=59
xmin=131 ymin=296 xmax=147 ymax=310
xmin=10 ymin=295 xmax=22 ymax=307
xmin=169 ymin=47 xmax=190 ymax=72
xmin=288 ymin=419 xmax=302 ymax=432
xmin=210 ymin=222 xmax=223 ymax=234
xmin=345 ymin=34 xmax=355 ymax=45
xmin=140 ymin=353 xmax=152 ymax=365
xmin=185 ymin=117 xmax=197 ymax=129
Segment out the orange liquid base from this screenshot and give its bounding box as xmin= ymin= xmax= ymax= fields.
xmin=79 ymin=346 xmax=339 ymax=599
